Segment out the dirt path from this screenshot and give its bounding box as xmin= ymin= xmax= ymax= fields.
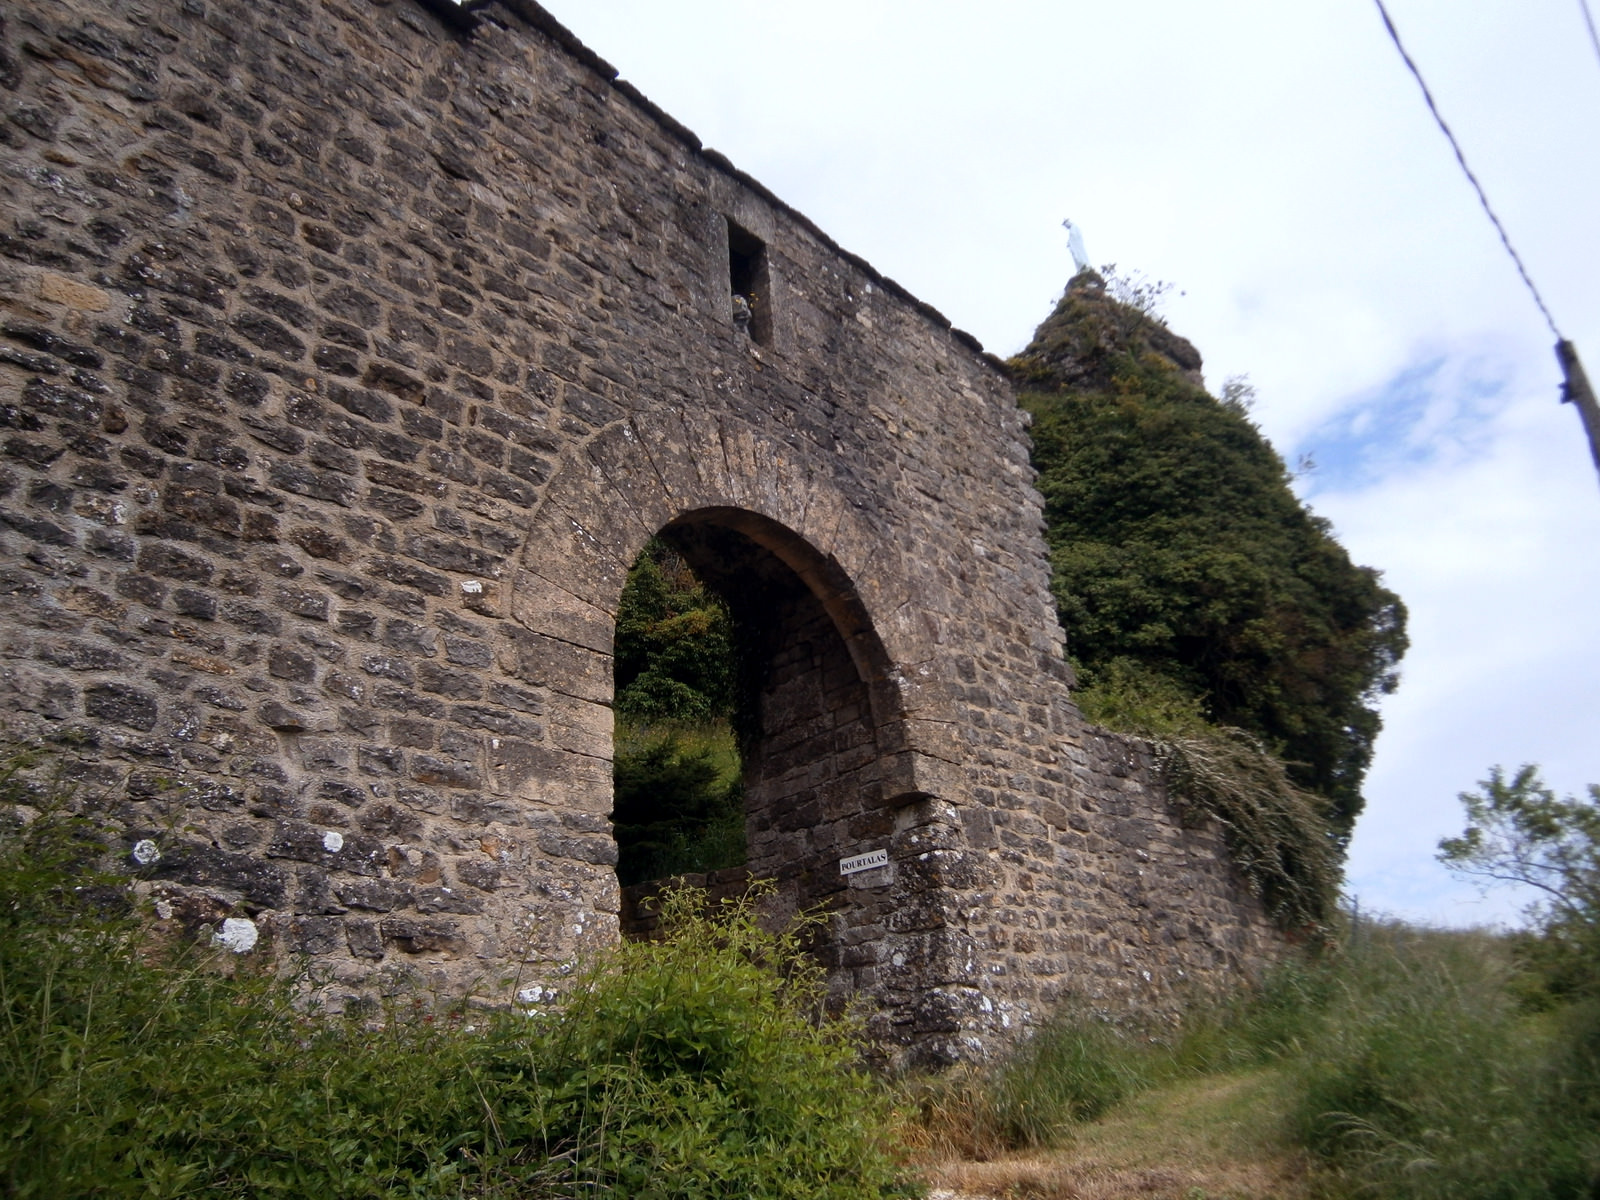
xmin=915 ymin=1069 xmax=1314 ymax=1200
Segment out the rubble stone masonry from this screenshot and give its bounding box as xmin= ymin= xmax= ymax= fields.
xmin=0 ymin=0 xmax=1277 ymax=1062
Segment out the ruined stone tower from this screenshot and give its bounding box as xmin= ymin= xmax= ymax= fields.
xmin=0 ymin=0 xmax=1276 ymax=1061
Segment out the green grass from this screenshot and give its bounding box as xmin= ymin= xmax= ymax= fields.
xmin=1287 ymin=923 xmax=1600 ymax=1199
xmin=9 ymin=744 xmax=1600 ymax=1200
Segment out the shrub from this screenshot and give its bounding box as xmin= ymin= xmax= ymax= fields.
xmin=0 ymin=759 xmax=913 ymax=1199
xmin=611 ymin=540 xmax=750 ymax=887
xmin=528 ymin=886 xmax=914 ymax=1199
xmin=0 ymin=774 xmax=517 ymax=1197
xmin=1010 ymin=277 xmax=1408 ymax=836
xmin=611 ymin=720 xmax=744 ymax=885
xmin=1439 ymin=765 xmax=1600 ymax=1000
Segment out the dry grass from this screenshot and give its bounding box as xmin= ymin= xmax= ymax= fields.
xmin=916 ymin=1068 xmax=1313 ymax=1200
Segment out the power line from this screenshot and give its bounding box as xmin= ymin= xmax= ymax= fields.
xmin=1373 ymin=0 xmax=1600 ymax=492
xmin=1580 ymin=0 xmax=1600 ymax=77
xmin=1372 ymin=0 xmax=1561 ymax=341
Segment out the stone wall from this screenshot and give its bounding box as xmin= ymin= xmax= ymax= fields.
xmin=0 ymin=0 xmax=1278 ymax=1062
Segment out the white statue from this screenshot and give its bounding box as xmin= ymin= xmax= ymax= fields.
xmin=1063 ymin=219 xmax=1091 ymax=274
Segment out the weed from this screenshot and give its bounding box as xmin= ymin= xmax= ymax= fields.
xmin=903 ymin=914 xmax=1600 ymax=1198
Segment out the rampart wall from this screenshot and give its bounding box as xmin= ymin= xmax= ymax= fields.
xmin=0 ymin=0 xmax=1277 ymax=1062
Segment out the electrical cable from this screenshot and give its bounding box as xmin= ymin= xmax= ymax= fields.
xmin=1580 ymin=0 xmax=1600 ymax=77
xmin=1372 ymin=0 xmax=1563 ymax=341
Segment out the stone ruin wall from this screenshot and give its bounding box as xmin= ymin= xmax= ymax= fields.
xmin=0 ymin=0 xmax=1278 ymax=1062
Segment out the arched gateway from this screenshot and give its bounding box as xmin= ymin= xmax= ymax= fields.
xmin=0 ymin=0 xmax=1277 ymax=1061
xmin=511 ymin=412 xmax=975 ymax=1027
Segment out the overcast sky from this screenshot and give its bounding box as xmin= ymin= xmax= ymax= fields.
xmin=545 ymin=0 xmax=1600 ymax=927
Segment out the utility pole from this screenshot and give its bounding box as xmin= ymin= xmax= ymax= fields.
xmin=1556 ymin=341 xmax=1600 ymax=491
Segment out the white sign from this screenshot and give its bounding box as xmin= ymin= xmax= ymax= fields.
xmin=839 ymin=848 xmax=889 ymax=876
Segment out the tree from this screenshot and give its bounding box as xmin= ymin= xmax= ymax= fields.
xmin=1009 ymin=271 xmax=1408 ymax=835
xmin=1440 ymin=765 xmax=1600 ymax=993
xmin=614 ymin=540 xmax=737 ymax=723
xmin=611 ymin=540 xmax=746 ymax=883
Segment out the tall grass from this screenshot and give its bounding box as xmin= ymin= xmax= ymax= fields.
xmin=0 ymin=767 xmax=913 ymax=1199
xmin=903 ymin=918 xmax=1600 ymax=1199
xmin=1289 ymin=920 xmax=1600 ymax=1199
xmin=900 ymin=1005 xmax=1174 ymax=1161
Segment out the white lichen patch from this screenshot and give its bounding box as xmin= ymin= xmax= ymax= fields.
xmin=517 ymin=983 xmax=558 ymax=1017
xmin=322 ymin=830 xmax=344 ymax=853
xmin=213 ymin=917 xmax=259 ymax=954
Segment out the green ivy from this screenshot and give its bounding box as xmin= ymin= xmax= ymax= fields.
xmin=1011 ymin=277 xmax=1408 ymax=836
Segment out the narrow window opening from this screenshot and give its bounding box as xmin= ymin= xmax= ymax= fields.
xmin=726 ymin=219 xmax=772 ymax=345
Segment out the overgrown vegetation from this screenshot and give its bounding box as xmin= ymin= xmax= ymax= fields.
xmin=1002 ymin=268 xmax=1407 ymax=931
xmin=611 ymin=721 xmax=743 ymax=886
xmin=614 ymin=541 xmax=738 ymax=727
xmin=1290 ymin=921 xmax=1600 ymax=1199
xmin=0 ymin=764 xmax=911 ymax=1198
xmin=905 ymin=920 xmax=1600 ymax=1198
xmin=1009 ymin=268 xmax=1408 ymax=840
xmin=9 ymin=745 xmax=1597 ymax=1198
xmin=612 ymin=540 xmax=747 ymax=886
xmin=904 ymin=766 xmax=1600 ymax=1199
xmin=1155 ymin=730 xmax=1343 ymax=934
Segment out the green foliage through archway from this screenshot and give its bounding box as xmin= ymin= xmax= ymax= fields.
xmin=612 ymin=541 xmax=746 ymax=886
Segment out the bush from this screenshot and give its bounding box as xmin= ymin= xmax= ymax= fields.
xmin=1010 ymin=277 xmax=1408 ymax=836
xmin=0 ymin=776 xmax=525 ymax=1197
xmin=0 ymin=762 xmax=913 ymax=1199
xmin=1440 ymin=765 xmax=1600 ymax=1001
xmin=614 ymin=542 xmax=738 ymax=724
xmin=611 ymin=720 xmax=745 ymax=885
xmin=529 ymin=886 xmax=914 ymax=1199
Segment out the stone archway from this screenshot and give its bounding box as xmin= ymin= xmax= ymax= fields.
xmin=504 ymin=412 xmax=972 ymax=1023
xmin=0 ymin=0 xmax=1284 ymax=1066
xmin=505 ymin=409 xmax=966 ymax=813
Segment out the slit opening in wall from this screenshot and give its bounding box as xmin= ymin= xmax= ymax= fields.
xmin=726 ymin=219 xmax=771 ymax=345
